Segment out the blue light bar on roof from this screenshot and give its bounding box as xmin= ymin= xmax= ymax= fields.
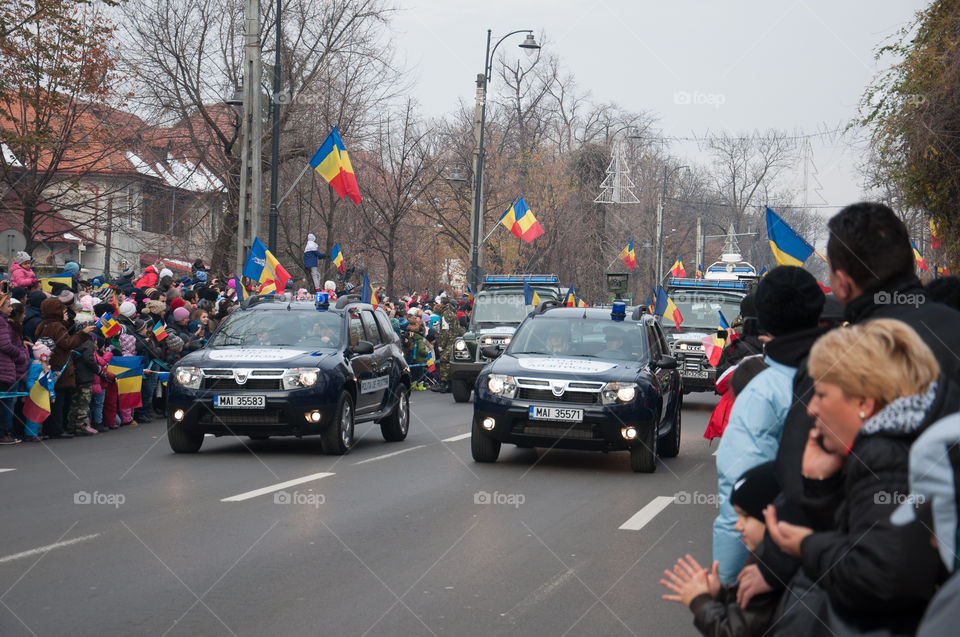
xmin=706 ymin=266 xmax=754 ymax=273
xmin=667 ymin=278 xmax=751 ymax=291
xmin=483 ymin=274 xmax=559 ymax=285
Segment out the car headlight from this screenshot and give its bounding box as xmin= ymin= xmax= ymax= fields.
xmin=486 ymin=374 xmax=517 ymax=398
xmin=601 ymin=382 xmax=638 ymax=405
xmin=174 ymin=366 xmax=202 ymax=389
xmin=283 ymin=368 xmax=320 ymax=390
xmin=454 ymin=339 xmax=472 ymax=360
xmin=454 ymin=340 xmax=467 ymax=351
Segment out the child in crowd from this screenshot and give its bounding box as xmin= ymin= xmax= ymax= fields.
xmin=23 ymin=342 xmax=55 ymax=442
xmin=90 ymin=335 xmax=113 ymax=431
xmin=117 ymin=333 xmax=139 ymax=426
xmin=660 ymin=462 xmax=782 ymax=636
xmin=69 ymin=322 xmax=100 ymax=435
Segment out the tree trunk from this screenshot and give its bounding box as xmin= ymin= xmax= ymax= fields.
xmin=385 ymin=224 xmax=397 ymax=298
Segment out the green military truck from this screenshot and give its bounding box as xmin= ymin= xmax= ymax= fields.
xmin=449 ymin=274 xmax=562 ymax=402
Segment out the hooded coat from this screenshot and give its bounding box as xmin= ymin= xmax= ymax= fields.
xmin=0 ymin=312 xmax=28 ymax=385
xmin=10 ymin=260 xmax=38 ymax=289
xmin=21 ymin=291 xmax=47 ymax=341
xmin=135 ymin=265 xmax=159 ymax=289
xmin=303 ymin=233 xmax=325 ymax=268
xmin=34 ymin=298 xmax=89 ymax=389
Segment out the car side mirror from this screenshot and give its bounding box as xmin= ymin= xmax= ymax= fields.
xmin=480 ymin=345 xmax=502 ymax=360
xmin=349 ymin=340 xmax=374 ymax=356
xmin=654 ymin=354 xmax=678 ymax=370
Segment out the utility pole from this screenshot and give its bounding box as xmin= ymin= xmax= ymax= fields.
xmin=695 ymin=216 xmax=703 ymax=276
xmin=236 ymin=0 xmax=262 ymax=276
xmin=268 ymin=0 xmax=281 ymax=253
xmin=468 ymin=67 xmax=486 ymax=292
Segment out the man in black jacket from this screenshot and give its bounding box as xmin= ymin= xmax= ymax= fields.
xmin=740 ymin=202 xmax=960 ymax=614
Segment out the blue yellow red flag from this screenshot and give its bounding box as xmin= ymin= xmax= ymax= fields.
xmin=619 ymin=240 xmax=636 ymax=271
xmin=696 ymin=263 xmax=704 ymax=279
xmin=498 ymin=196 xmax=544 ymax=243
xmin=23 ymin=371 xmax=52 ymax=423
xmin=152 ymin=321 xmax=168 ymax=341
xmin=331 ymin=243 xmax=345 ymax=274
xmin=361 ymin=273 xmax=379 ymax=309
xmin=96 ymin=313 xmax=122 ymax=338
xmin=108 ymin=356 xmax=143 ymax=410
xmin=523 ymin=281 xmax=541 ymax=306
xmin=654 ymin=285 xmax=684 ymax=330
xmin=910 ymin=238 xmax=929 ymax=272
xmin=466 ymin=284 xmax=475 ymax=305
xmin=309 ymin=126 xmax=362 ymax=204
xmin=242 ymin=237 xmax=291 ymax=292
xmin=718 ymin=310 xmax=730 ymax=329
xmin=670 ymin=258 xmax=686 ymax=278
xmin=426 ymin=350 xmax=436 ymax=372
xmin=766 ymin=207 xmax=814 ymax=266
xmin=41 ymin=271 xmax=72 ymax=294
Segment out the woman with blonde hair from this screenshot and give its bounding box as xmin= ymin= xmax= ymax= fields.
xmin=766 ymin=319 xmax=948 ymax=634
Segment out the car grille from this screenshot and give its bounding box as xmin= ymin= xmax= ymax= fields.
xmin=682 ymin=355 xmax=704 ymax=374
xmin=512 ymin=422 xmax=599 ymax=440
xmin=516 ymin=388 xmax=601 ymax=404
xmin=202 ymin=378 xmax=283 ymax=391
xmin=199 ymin=408 xmax=285 ymax=425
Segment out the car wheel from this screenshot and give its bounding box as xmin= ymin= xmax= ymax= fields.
xmin=167 ymin=417 xmax=203 ymax=453
xmin=658 ymin=398 xmax=682 ymax=458
xmin=471 ymin=416 xmax=500 ymax=463
xmin=380 ymin=385 xmax=410 ymax=442
xmin=630 ymin=414 xmax=658 ymax=473
xmin=322 ymin=391 xmax=355 ymax=455
xmin=451 ymin=380 xmax=471 ymax=403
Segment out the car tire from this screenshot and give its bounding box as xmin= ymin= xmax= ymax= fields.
xmin=167 ymin=417 xmax=203 ymax=453
xmin=658 ymin=398 xmax=682 ymax=458
xmin=322 ymin=391 xmax=356 ymax=455
xmin=471 ymin=417 xmax=500 ymax=463
xmin=451 ymin=380 xmax=471 ymax=403
xmin=630 ymin=414 xmax=658 ymax=473
xmin=380 ymin=385 xmax=410 ymax=442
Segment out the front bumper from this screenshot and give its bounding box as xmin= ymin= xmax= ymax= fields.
xmin=679 ymin=369 xmax=715 ymax=393
xmin=166 ymin=385 xmax=339 ymax=437
xmin=473 ymin=392 xmax=657 ymax=452
xmin=450 ymin=360 xmax=484 ymax=383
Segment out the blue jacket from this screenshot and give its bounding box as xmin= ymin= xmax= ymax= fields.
xmin=303 ymin=250 xmax=325 ymax=269
xmin=713 ymin=356 xmax=795 ymax=584
xmin=25 ymin=360 xmax=56 ymax=404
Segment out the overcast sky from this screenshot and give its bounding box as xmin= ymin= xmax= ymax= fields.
xmin=391 ymin=0 xmax=927 ymax=215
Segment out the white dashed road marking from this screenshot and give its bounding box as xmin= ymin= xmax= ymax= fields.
xmin=353 ymin=445 xmax=426 ymax=465
xmin=0 ymin=533 xmax=101 ymax=564
xmin=619 ymin=496 xmax=674 ymax=531
xmin=222 ymin=472 xmax=335 ymax=502
xmin=442 ymin=433 xmax=471 ymax=442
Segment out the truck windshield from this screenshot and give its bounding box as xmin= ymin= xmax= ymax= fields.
xmin=471 ymin=294 xmax=531 ymax=325
xmin=664 ymin=291 xmax=742 ymax=331
xmin=209 ymin=311 xmax=343 ymax=348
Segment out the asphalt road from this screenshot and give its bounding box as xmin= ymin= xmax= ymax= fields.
xmin=0 ymin=390 xmax=723 ymax=637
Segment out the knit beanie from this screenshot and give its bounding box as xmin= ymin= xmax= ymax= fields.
xmin=57 ymin=289 xmax=75 ymax=306
xmin=729 ymin=461 xmax=781 ymax=521
xmin=80 ymin=295 xmax=95 ymax=313
xmin=119 ymin=300 xmax=137 ymax=318
xmin=159 ymin=268 xmax=174 ymax=280
xmin=754 ymin=266 xmax=824 ymax=337
xmin=32 ymin=342 xmax=52 ymax=361
xmin=172 ymin=307 xmax=190 ymax=322
xmin=170 ymin=297 xmax=186 ymax=311
xmin=165 ymin=333 xmax=184 ymax=352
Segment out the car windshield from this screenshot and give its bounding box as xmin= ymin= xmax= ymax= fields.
xmin=471 ymin=293 xmax=531 ymax=325
xmin=508 ymin=317 xmax=649 ymax=362
xmin=662 ymin=291 xmax=742 ymax=331
xmin=208 ymin=310 xmax=343 ymax=349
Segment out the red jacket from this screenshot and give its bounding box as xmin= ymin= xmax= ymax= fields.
xmin=135 ymin=265 xmax=159 ymax=289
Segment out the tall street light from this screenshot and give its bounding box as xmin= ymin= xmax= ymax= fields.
xmin=268 ymin=0 xmax=283 ymax=253
xmin=467 ymin=29 xmax=540 ymax=291
xmin=656 ymin=164 xmax=687 ymax=285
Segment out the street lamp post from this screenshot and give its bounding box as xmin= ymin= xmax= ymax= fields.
xmin=268 ymin=0 xmax=282 ymax=253
xmin=467 ymin=29 xmax=540 ymax=291
xmin=656 ymin=164 xmax=688 ymax=285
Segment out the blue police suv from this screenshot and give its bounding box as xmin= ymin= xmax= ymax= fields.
xmin=471 ymin=301 xmax=682 ymax=472
xmin=166 ymin=294 xmax=411 ymax=454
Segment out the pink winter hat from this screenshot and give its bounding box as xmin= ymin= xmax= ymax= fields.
xmin=80 ymin=295 xmax=95 ymax=313
xmin=172 ymin=307 xmax=190 ymax=322
xmin=32 ymin=342 xmax=51 ymax=361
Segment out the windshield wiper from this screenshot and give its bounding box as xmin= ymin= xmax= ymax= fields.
xmin=509 ymin=351 xmax=547 ymax=355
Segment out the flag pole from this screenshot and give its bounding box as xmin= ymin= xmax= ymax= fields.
xmin=277 ymin=163 xmax=312 ymax=208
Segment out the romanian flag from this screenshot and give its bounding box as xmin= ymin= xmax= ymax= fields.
xmin=670 ymin=258 xmax=686 ymax=278
xmin=108 ymin=356 xmax=143 ymax=410
xmin=766 ymin=207 xmax=814 ymax=267
xmin=817 ymin=281 xmax=832 ymax=294
xmin=936 ymin=265 xmax=950 ymax=278
xmin=696 ymin=263 xmax=704 ymax=279
xmin=619 ymin=240 xmax=637 ymax=271
xmin=309 ymin=126 xmax=362 ymax=204
xmin=152 ymin=321 xmax=168 ymax=342
xmin=718 ymin=310 xmax=730 ymax=330
xmin=701 ymin=333 xmax=726 ymax=367
xmin=96 ymin=313 xmax=122 ymax=338
xmin=654 ymin=285 xmax=683 ymax=330
xmin=41 ymin=271 xmax=72 ymax=294
xmin=361 ymin=273 xmax=379 ymax=309
xmin=498 ymin=196 xmax=544 ymax=243
xmin=466 ymin=284 xmax=475 ymax=306
xmin=242 ymin=237 xmax=291 ymax=292
xmin=563 ymin=285 xmax=587 ymax=307
xmin=23 ymin=371 xmax=52 ymax=424
xmin=111 ymin=289 xmax=120 ymax=314
xmin=930 ymin=218 xmax=942 ymax=250
xmin=426 ymin=350 xmax=436 ymax=372
xmin=331 ymin=243 xmax=345 ymax=274
xmin=911 ymin=238 xmax=929 ymax=272
xmin=523 ymin=281 xmax=541 ymax=306
xmin=759 ymin=266 xmax=768 ymax=278
xmin=232 ymin=276 xmax=244 ymax=303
